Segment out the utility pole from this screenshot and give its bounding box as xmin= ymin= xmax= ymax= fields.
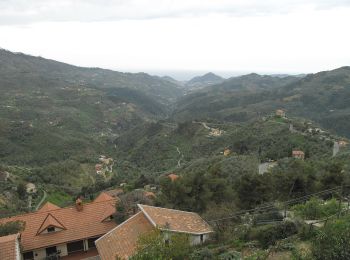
xmin=338 ymin=184 xmax=343 ymax=218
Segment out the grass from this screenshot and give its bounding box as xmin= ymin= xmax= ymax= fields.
xmin=45 ymin=189 xmax=73 ymax=207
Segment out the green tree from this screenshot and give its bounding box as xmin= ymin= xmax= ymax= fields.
xmin=0 ymin=221 xmax=24 ymax=236
xmin=17 ymin=183 xmax=27 ymax=199
xmin=312 ymin=216 xmax=350 ymax=259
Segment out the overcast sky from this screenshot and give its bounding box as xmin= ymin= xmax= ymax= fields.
xmin=1 ymin=0 xmax=350 ymax=79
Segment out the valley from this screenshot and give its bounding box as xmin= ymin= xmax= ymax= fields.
xmin=1 ymin=49 xmax=350 ymax=259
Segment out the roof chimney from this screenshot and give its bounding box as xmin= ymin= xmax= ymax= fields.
xmin=76 ymin=198 xmax=83 ymax=211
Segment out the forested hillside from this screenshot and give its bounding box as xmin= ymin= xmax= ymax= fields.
xmin=174 ymin=67 xmax=350 ymax=138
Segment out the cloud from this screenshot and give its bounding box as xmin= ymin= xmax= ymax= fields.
xmin=1 ymin=0 xmax=350 ymax=25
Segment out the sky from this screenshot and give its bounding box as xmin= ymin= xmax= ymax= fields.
xmin=1 ymin=0 xmax=350 ymax=80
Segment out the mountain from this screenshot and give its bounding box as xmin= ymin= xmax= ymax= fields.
xmin=174 ymin=73 xmax=300 ymax=122
xmin=0 ymin=49 xmax=183 ymax=166
xmin=185 ymin=72 xmax=225 ymax=89
xmin=161 ymin=76 xmax=185 ymax=87
xmin=114 ymin=116 xmax=335 ymax=173
xmin=173 ymin=67 xmax=350 ymax=138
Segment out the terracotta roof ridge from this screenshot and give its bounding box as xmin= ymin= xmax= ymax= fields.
xmin=96 ymin=212 xmax=143 ymax=243
xmin=137 ymin=204 xmax=214 ymax=235
xmin=0 ymin=198 xmax=117 ymax=221
xmin=137 ymin=204 xmax=199 ymax=215
xmin=0 ymin=233 xmax=19 ymax=242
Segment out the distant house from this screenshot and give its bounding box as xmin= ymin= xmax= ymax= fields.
xmin=25 ymin=183 xmax=37 ymax=194
xmin=339 ymin=140 xmax=349 ymax=147
xmin=144 ymin=191 xmax=156 ymax=199
xmin=168 ymin=173 xmax=179 ymax=182
xmin=0 ymin=233 xmax=21 ymax=260
xmin=99 ymin=157 xmax=113 ymax=165
xmin=275 ymin=109 xmax=286 ymax=117
xmin=0 ymin=192 xmax=117 ymax=260
xmin=292 ymin=150 xmax=305 ymax=160
xmin=95 ymin=204 xmax=213 ymax=260
xmin=95 ymin=164 xmax=103 ymax=174
xmin=0 ymin=171 xmax=10 ymax=182
xmin=223 ymin=148 xmax=231 ymax=156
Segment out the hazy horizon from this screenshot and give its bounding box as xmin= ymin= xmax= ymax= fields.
xmin=0 ymin=46 xmax=314 ymax=81
xmin=1 ymin=0 xmax=350 ymax=77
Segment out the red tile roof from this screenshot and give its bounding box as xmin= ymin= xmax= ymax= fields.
xmin=96 ymin=212 xmax=153 ymax=260
xmin=38 ymin=202 xmax=61 ymax=212
xmin=36 ymin=213 xmax=66 ymax=235
xmin=292 ymin=150 xmax=304 ymax=155
xmin=96 ymin=205 xmax=213 ymax=259
xmin=0 ymin=195 xmax=117 ymax=252
xmin=94 ymin=192 xmax=114 ymax=203
xmin=138 ymin=204 xmax=213 ymax=235
xmin=168 ymin=173 xmax=179 ymax=182
xmin=0 ymin=233 xmax=19 ymax=260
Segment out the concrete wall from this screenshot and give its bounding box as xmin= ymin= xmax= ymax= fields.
xmin=189 ymin=234 xmax=210 ymax=245
xmin=15 ymin=238 xmax=21 ymax=260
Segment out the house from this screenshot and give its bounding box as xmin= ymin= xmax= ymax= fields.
xmin=95 ymin=164 xmax=103 ymax=174
xmin=0 ymin=233 xmax=21 ymax=260
xmin=168 ymin=173 xmax=179 ymax=182
xmin=144 ymin=191 xmax=156 ymax=199
xmin=223 ymin=148 xmax=231 ymax=156
xmin=26 ymin=183 xmax=37 ymax=194
xmin=0 ymin=192 xmax=118 ymax=260
xmin=339 ymin=140 xmax=349 ymax=147
xmin=95 ymin=204 xmax=213 ymax=260
xmin=292 ymin=150 xmax=305 ymax=160
xmin=0 ymin=171 xmax=10 ymax=182
xmin=275 ymin=109 xmax=286 ymax=117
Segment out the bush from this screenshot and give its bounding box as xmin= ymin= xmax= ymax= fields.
xmin=249 ymin=221 xmax=298 ymax=248
xmin=311 ymin=216 xmax=350 ymax=259
xmin=0 ymin=221 xmax=24 ymax=236
xmin=292 ymin=197 xmax=340 ymax=219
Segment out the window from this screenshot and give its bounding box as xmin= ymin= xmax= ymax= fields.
xmin=23 ymin=251 xmax=34 ymax=260
xmin=46 ymin=246 xmax=57 ymax=257
xmin=200 ymin=234 xmax=204 ymax=243
xmin=67 ymin=240 xmax=84 ymax=254
xmin=88 ymin=237 xmax=100 ymax=249
xmin=47 ymin=226 xmax=55 ymax=233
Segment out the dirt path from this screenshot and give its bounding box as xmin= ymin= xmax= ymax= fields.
xmin=35 ymin=190 xmax=47 ymax=211
xmin=175 ymin=146 xmax=184 ymax=167
xmin=333 ymin=141 xmax=340 ymax=157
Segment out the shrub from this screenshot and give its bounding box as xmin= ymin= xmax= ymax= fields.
xmin=311 ymin=216 xmax=350 ymax=260
xmin=249 ymin=221 xmax=298 ymax=248
xmin=292 ymin=197 xmax=340 ymax=219
xmin=0 ymin=221 xmax=24 ymax=236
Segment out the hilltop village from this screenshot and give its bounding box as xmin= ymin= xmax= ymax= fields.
xmin=1 ymin=109 xmax=350 ymax=259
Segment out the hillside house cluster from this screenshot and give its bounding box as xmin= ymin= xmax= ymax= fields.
xmin=292 ymin=150 xmax=305 ymax=160
xmin=0 ymin=191 xmax=213 ymax=260
xmin=95 ymin=155 xmax=114 ymax=175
